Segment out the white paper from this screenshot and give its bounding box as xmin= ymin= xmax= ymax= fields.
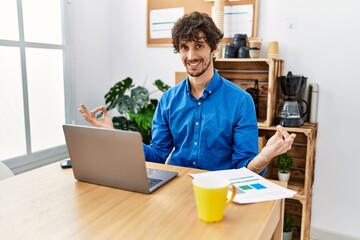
xmin=213 ymin=5 xmax=253 ymax=38
xmin=190 ymin=167 xmax=296 ymax=204
xmin=150 ymin=8 xmax=184 ymax=39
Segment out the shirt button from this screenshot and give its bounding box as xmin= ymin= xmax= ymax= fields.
xmin=194 ymin=142 xmax=198 ymax=146
xmin=198 ymin=102 xmax=201 ymax=106
xmin=193 ymin=161 xmax=196 ymax=165
xmin=209 ymin=91 xmax=212 ymax=94
xmin=195 ymin=122 xmax=199 ymax=126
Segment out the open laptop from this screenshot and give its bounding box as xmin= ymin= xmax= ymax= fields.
xmin=62 ymin=124 xmax=178 ymax=194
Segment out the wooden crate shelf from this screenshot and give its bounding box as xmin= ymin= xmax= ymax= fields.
xmin=259 ymin=123 xmax=317 ymax=240
xmin=214 ymin=58 xmax=284 ymax=126
xmin=285 ymin=198 xmax=304 ymax=240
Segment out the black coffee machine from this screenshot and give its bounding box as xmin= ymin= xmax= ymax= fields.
xmin=274 ymin=71 xmax=308 ymax=127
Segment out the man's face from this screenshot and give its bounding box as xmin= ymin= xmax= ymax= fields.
xmin=179 ymin=36 xmax=214 ymax=78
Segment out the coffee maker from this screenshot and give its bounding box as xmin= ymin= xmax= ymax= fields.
xmin=274 ymin=71 xmax=308 ymax=127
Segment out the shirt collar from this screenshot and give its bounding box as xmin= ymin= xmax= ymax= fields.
xmin=185 ymin=70 xmax=222 ymax=96
xmin=204 ymin=70 xmax=221 ymax=95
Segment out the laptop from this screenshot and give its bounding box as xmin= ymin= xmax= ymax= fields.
xmin=62 ymin=124 xmax=178 ymax=194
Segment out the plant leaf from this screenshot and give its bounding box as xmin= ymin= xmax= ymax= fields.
xmin=104 ymin=77 xmax=162 ymax=144
xmin=104 ymin=77 xmax=133 ymax=111
xmin=112 ymin=116 xmax=129 ymax=130
xmin=154 ymin=79 xmax=171 ymax=92
xmin=277 ymin=154 xmax=293 ymax=172
xmin=130 ymin=86 xmax=149 ymax=114
xmin=116 ymin=95 xmax=131 ymax=115
xmin=129 ymin=105 xmax=154 ymax=131
xmin=150 ymin=99 xmax=158 ymax=107
xmin=128 ymin=123 xmax=152 ymax=145
xmin=283 ymin=214 xmax=293 ymax=232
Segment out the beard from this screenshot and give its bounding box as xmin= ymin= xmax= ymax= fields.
xmin=185 ymin=53 xmax=212 ymax=78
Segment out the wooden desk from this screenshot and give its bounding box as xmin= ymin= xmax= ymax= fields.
xmin=0 ymin=162 xmax=284 ymax=240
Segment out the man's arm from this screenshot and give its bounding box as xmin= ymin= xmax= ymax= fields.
xmin=143 ymin=98 xmax=174 ymax=163
xmin=231 ymin=94 xmax=259 ymax=171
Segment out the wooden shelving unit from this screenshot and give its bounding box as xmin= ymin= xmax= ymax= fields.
xmin=214 ymin=58 xmax=284 ymax=126
xmin=259 ymin=123 xmax=317 ymax=240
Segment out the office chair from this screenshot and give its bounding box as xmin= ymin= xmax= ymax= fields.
xmin=0 ymin=161 xmax=14 ymax=181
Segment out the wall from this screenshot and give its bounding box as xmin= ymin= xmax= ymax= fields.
xmin=67 ymin=0 xmax=113 ymax=125
xmin=68 ymin=0 xmax=360 ymax=238
xmin=258 ymin=1 xmax=360 ymax=238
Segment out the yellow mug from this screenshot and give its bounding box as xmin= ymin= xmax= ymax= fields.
xmin=193 ymin=175 xmax=236 ymax=222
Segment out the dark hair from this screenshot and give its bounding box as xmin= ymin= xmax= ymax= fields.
xmin=171 ymin=11 xmax=224 ymax=53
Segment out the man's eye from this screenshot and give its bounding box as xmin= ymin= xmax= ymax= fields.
xmin=196 ymin=44 xmax=203 ymax=49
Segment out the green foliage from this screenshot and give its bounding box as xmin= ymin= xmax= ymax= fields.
xmin=283 ymin=213 xmax=293 ymax=232
xmin=277 ymin=154 xmax=293 ymax=173
xmin=103 ymin=77 xmax=170 ymax=144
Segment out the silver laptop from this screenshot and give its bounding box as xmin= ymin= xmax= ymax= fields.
xmin=62 ymin=124 xmax=178 ymax=194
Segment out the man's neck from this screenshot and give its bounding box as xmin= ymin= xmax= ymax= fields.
xmin=188 ymin=67 xmax=214 ymax=99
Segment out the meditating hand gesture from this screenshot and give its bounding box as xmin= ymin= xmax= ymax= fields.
xmin=78 ymin=104 xmax=114 ymax=129
xmin=260 ymin=125 xmax=296 ymax=161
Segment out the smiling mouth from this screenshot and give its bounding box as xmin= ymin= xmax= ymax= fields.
xmin=187 ymin=60 xmax=201 ymax=67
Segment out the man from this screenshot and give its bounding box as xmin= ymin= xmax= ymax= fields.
xmin=79 ymin=11 xmax=296 ymax=175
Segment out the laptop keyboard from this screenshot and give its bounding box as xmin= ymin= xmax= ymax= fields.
xmin=148 ymin=178 xmax=163 ymax=188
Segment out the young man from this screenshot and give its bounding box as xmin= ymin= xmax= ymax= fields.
xmin=79 ymin=12 xmax=296 ymax=175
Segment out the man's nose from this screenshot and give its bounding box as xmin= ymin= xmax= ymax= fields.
xmin=187 ymin=48 xmax=196 ymax=60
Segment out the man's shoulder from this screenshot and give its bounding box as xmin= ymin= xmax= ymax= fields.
xmin=219 ymin=77 xmax=248 ymax=95
xmin=163 ymin=79 xmax=186 ymax=96
xmin=159 ymin=80 xmax=187 ymax=104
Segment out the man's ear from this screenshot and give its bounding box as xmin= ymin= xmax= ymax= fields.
xmin=212 ymin=43 xmax=222 ymax=59
xmin=212 ymin=44 xmax=219 ymax=55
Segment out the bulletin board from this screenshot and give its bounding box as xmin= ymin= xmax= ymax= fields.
xmin=147 ymin=0 xmax=259 ymax=47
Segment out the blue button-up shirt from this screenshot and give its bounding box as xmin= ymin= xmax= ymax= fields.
xmin=143 ymin=70 xmax=258 ymax=171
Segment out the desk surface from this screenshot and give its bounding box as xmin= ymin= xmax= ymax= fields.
xmin=0 ymin=162 xmax=284 ymax=240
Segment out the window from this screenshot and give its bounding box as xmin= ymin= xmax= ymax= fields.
xmin=0 ymin=0 xmax=70 ymax=174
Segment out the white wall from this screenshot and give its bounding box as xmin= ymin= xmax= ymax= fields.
xmin=68 ymin=0 xmax=360 ymax=238
xmin=259 ymin=1 xmax=360 ymax=238
xmin=67 ymin=0 xmax=113 ymax=125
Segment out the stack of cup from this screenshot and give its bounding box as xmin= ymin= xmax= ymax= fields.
xmin=234 ymin=34 xmax=249 ymax=58
xmin=224 ymin=34 xmax=248 ymax=58
xmin=224 ymin=43 xmax=238 ymax=58
xmin=233 ymin=34 xmax=247 ymax=48
xmin=248 ymin=37 xmax=262 ymax=58
xmin=267 ymin=41 xmax=279 ymax=58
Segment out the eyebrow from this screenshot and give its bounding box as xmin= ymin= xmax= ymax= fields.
xmin=180 ymin=38 xmax=207 ymax=45
xmin=195 ymin=39 xmax=206 ymax=44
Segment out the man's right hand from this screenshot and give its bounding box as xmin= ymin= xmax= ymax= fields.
xmin=78 ymin=104 xmax=114 ymax=129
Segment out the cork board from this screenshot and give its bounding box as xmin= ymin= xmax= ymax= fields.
xmin=147 ymin=0 xmax=259 ymax=47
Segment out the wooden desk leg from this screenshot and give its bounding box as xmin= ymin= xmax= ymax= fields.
xmin=272 ymin=198 xmax=285 ymax=240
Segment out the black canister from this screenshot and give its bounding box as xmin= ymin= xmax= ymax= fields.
xmin=233 ymin=34 xmax=247 ymax=48
xmin=224 ymin=43 xmax=238 ymax=58
xmin=237 ymin=46 xmax=250 ymax=58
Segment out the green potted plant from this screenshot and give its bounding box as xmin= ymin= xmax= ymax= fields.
xmin=283 ymin=213 xmax=293 ymax=240
xmin=277 ymin=154 xmax=293 ymax=182
xmin=102 ymin=77 xmax=170 ymax=144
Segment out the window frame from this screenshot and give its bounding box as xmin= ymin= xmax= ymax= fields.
xmin=0 ymin=0 xmax=72 ymax=174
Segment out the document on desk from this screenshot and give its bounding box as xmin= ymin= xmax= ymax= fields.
xmin=190 ymin=168 xmax=296 ymax=204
